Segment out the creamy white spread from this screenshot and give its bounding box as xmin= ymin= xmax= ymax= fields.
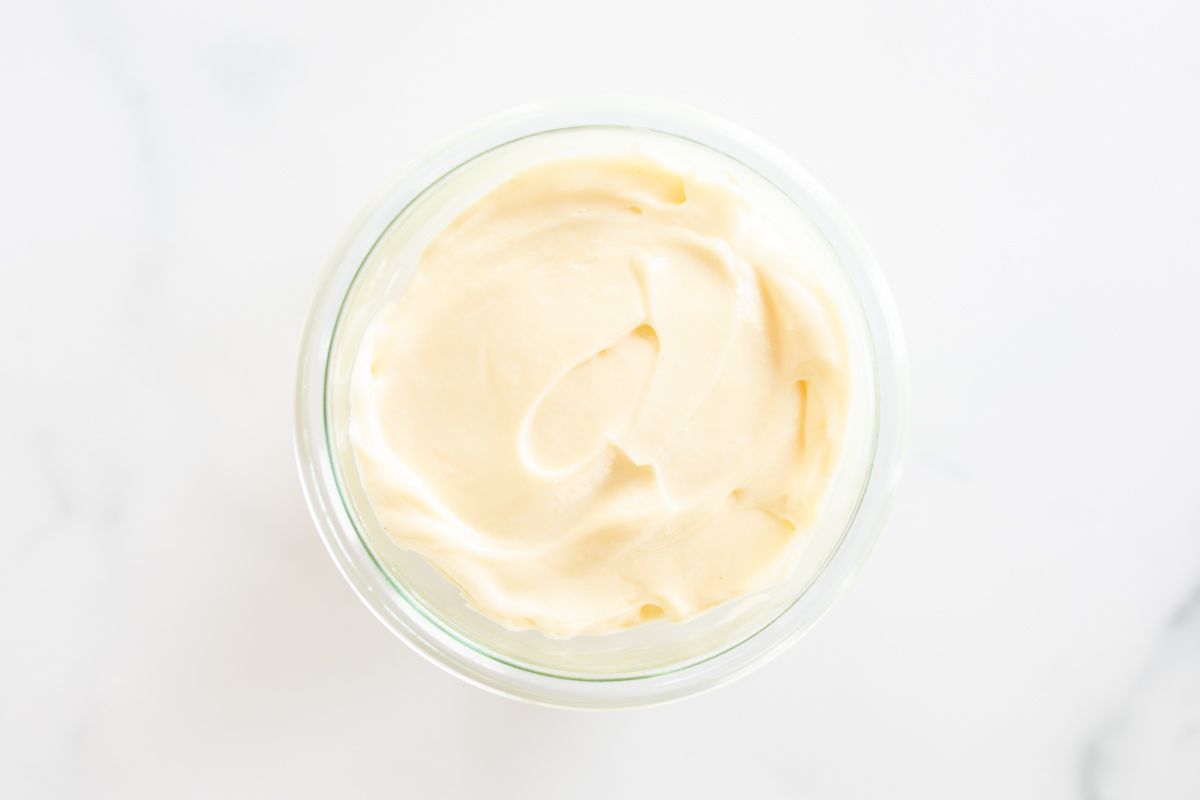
xmin=349 ymin=155 xmax=851 ymax=638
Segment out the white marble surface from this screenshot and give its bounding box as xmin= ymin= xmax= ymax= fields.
xmin=3 ymin=1 xmax=1199 ymax=797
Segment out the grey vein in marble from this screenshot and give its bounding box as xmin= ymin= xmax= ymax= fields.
xmin=1083 ymin=580 xmax=1200 ymax=799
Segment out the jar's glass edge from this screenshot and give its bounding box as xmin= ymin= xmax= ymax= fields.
xmin=294 ymin=97 xmax=909 ymax=709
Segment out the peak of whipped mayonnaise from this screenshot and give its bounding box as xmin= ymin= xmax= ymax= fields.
xmin=349 ymin=154 xmax=850 ymax=638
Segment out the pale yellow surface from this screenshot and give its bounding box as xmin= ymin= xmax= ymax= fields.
xmin=349 ymin=155 xmax=851 ymax=637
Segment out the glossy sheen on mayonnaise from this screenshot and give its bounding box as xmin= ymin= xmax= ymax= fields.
xmin=349 ymin=155 xmax=851 ymax=638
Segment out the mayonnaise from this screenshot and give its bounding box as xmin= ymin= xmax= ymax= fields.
xmin=349 ymin=154 xmax=851 ymax=638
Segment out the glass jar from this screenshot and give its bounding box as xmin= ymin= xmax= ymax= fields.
xmin=294 ymin=98 xmax=908 ymax=708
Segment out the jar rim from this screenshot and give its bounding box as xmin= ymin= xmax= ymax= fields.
xmin=294 ymin=96 xmax=909 ymax=708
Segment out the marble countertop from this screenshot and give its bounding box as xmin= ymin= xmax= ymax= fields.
xmin=4 ymin=1 xmax=1198 ymax=797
